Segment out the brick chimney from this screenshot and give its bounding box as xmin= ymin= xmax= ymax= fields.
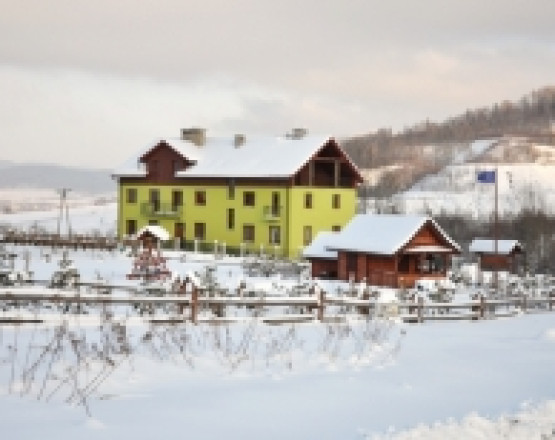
xmin=181 ymin=127 xmax=206 ymax=147
xmin=234 ymin=134 xmax=246 ymax=148
xmin=287 ymin=128 xmax=308 ymax=140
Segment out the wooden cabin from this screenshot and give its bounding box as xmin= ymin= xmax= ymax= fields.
xmin=302 ymin=231 xmax=339 ymax=279
xmin=469 ymin=239 xmax=523 ymax=273
xmin=303 ymin=214 xmax=461 ymax=288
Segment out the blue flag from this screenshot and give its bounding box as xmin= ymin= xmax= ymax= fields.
xmin=477 ymin=170 xmax=496 ymax=183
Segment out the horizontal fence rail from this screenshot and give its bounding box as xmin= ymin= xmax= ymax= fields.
xmin=0 ymin=286 xmax=553 ymax=325
xmin=0 ymin=232 xmax=118 ymax=251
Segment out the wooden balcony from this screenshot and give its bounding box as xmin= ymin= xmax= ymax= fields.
xmin=262 ymin=205 xmax=282 ymax=222
xmin=141 ymin=202 xmax=182 ymax=219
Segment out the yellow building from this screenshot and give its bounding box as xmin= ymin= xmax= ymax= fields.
xmin=112 ymin=128 xmax=363 ymax=259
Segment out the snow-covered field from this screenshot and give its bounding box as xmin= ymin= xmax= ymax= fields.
xmin=0 ymin=197 xmax=554 ymax=439
xmin=0 ymin=197 xmax=117 ymax=236
xmin=395 ymin=163 xmax=555 ymax=218
xmin=375 ymin=140 xmax=555 ymax=218
xmin=0 ymin=306 xmax=553 ymax=439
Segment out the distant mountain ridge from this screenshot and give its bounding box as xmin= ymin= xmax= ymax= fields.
xmin=0 ymin=161 xmax=115 ymax=193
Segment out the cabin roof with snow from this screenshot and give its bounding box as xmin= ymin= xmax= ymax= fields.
xmin=324 ymin=214 xmax=461 ymax=256
xmin=469 ymin=239 xmax=523 ymax=255
xmin=302 ymin=231 xmax=339 ymax=260
xmin=112 ymin=134 xmax=363 ymax=181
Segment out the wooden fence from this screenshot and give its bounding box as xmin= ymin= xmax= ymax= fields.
xmin=0 ymin=232 xmax=119 ymax=251
xmin=0 ymin=286 xmax=553 ymax=324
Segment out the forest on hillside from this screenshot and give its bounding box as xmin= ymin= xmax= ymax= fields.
xmin=343 ymin=86 xmax=555 ymax=196
xmin=343 ymin=86 xmax=555 ymax=169
xmin=436 ymin=210 xmax=555 ymax=275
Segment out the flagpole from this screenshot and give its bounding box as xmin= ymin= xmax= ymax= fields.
xmin=494 ymin=165 xmax=498 ymax=294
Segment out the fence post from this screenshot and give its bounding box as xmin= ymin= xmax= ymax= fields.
xmin=521 ymin=293 xmax=527 ymax=313
xmin=479 ymin=294 xmax=485 ymax=319
xmin=178 ymin=278 xmax=187 ymax=315
xmin=191 ymin=286 xmax=198 ymax=324
xmin=417 ymin=296 xmax=424 ymax=323
xmin=317 ymin=288 xmax=325 ymax=322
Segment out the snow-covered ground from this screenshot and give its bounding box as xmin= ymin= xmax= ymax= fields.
xmin=0 ymin=307 xmax=553 ymax=439
xmin=0 ymin=188 xmax=115 ymax=217
xmin=394 ymin=163 xmax=555 ymax=218
xmin=376 ymin=140 xmax=555 ymax=218
xmin=1 ymin=198 xmax=117 ymax=236
xmin=0 ymin=197 xmax=554 ymax=439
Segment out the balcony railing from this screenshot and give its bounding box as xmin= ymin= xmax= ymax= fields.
xmin=263 ymin=205 xmax=282 ymax=221
xmin=141 ymin=202 xmax=182 ymax=218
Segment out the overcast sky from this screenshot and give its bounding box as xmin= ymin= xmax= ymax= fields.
xmin=1 ymin=0 xmax=554 ymax=168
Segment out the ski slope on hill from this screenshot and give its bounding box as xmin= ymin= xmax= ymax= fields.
xmin=392 ymin=141 xmax=555 ymax=218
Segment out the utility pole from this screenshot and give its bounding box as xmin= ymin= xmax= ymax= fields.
xmin=56 ymin=188 xmax=72 ymax=238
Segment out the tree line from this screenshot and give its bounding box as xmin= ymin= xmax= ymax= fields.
xmin=343 ymin=86 xmax=555 ymax=169
xmin=436 ymin=210 xmax=555 ymax=275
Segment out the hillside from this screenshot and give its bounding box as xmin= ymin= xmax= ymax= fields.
xmin=0 ymin=161 xmax=115 ymax=193
xmin=344 ymin=86 xmax=555 ymax=196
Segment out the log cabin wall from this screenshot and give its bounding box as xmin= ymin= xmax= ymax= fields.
xmin=310 ymin=259 xmax=337 ymax=278
xmin=356 ymin=253 xmax=367 ymax=282
xmin=338 ymin=252 xmax=348 ymax=280
xmin=481 ymin=254 xmax=514 ymax=272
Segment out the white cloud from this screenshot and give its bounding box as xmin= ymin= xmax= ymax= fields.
xmin=1 ymin=1 xmax=554 ymax=167
xmin=0 ymin=65 xmax=378 ymax=167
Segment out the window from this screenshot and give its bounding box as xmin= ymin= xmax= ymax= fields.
xmin=172 ymin=190 xmax=183 ymax=210
xmin=126 ymin=219 xmax=137 ymax=235
xmin=303 ymin=226 xmax=312 ymax=246
xmin=332 ymin=194 xmax=341 ymax=209
xmin=174 ymin=222 xmax=185 ymax=239
xmin=227 ymin=208 xmax=235 ymax=230
xmin=269 ymin=226 xmax=281 ymax=245
xmin=271 ymin=192 xmax=280 ymax=216
xmin=243 ymin=224 xmax=255 ymax=243
xmin=195 ymin=190 xmax=206 ymax=206
xmin=149 ymin=189 xmax=160 ymax=212
xmin=148 ymin=219 xmax=158 ymax=226
xmin=332 ymin=225 xmax=341 ymax=232
xmin=126 ymin=188 xmax=137 ymax=204
xmin=304 ymin=192 xmax=313 ymax=209
xmin=228 ymin=179 xmax=235 ymax=200
xmin=243 ymin=191 xmax=255 ymax=207
xmin=194 ymin=222 xmax=206 ymax=240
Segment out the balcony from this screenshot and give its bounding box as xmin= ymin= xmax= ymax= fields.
xmin=141 ymin=202 xmax=182 ymax=218
xmin=263 ymin=205 xmax=282 ymax=222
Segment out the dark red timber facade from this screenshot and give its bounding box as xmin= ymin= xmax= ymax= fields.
xmin=304 ymin=215 xmax=461 ymax=288
xmin=469 ymin=239 xmax=524 ymax=273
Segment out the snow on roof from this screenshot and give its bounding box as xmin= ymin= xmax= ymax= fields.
xmin=403 ymin=245 xmax=455 ymax=253
xmin=469 ymin=239 xmax=523 ymax=255
xmin=326 ymin=214 xmax=461 ymax=255
xmin=111 ymin=138 xmax=201 ymax=178
xmin=112 ymin=134 xmax=352 ymax=179
xmin=135 ymin=225 xmax=170 ymax=241
xmin=302 ymin=231 xmax=339 ymax=260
